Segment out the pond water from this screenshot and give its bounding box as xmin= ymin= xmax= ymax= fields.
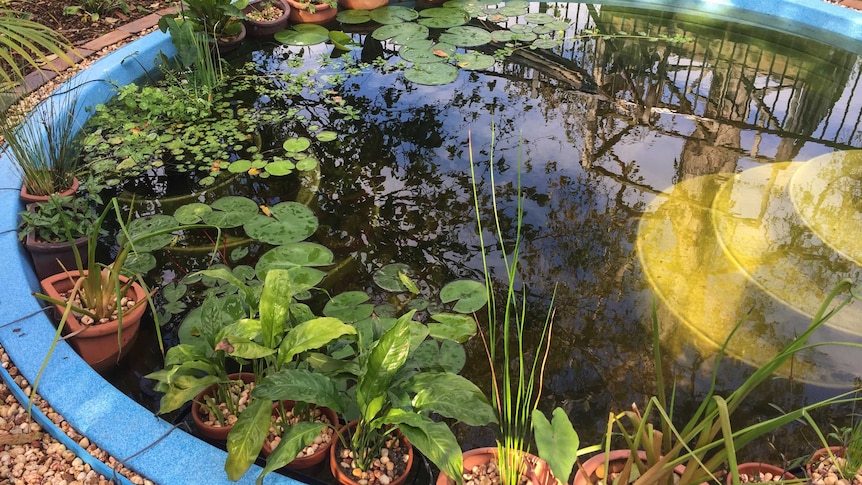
xmin=94 ymin=0 xmax=862 ymax=468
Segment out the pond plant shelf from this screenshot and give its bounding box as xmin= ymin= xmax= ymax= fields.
xmin=1 ymin=0 xmax=862 ymax=484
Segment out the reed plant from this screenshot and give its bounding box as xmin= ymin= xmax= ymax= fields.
xmin=0 ymin=87 xmax=82 ymax=196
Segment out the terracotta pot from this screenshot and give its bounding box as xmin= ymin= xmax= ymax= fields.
xmin=337 ymin=0 xmax=386 ymax=10
xmin=436 ymin=447 xmax=555 ymax=485
xmin=262 ymin=400 xmax=338 ymax=471
xmin=285 ymin=0 xmax=337 ymax=24
xmin=330 ymin=420 xmax=414 ymax=485
xmin=19 ymin=177 xmax=79 ymax=204
xmin=216 ymin=23 xmax=247 ymax=55
xmin=806 ymin=446 xmax=845 ymax=479
xmin=242 ymin=0 xmax=290 ymax=37
xmin=39 ymin=271 xmax=146 ymax=372
xmin=730 ymin=462 xmax=796 ymax=483
xmin=24 ymin=229 xmax=88 ymax=281
xmin=192 ymin=372 xmax=256 ymax=440
xmin=573 ymin=450 xmax=701 ymax=485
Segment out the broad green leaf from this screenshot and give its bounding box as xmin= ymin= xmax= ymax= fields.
xmin=225 ymin=399 xmax=272 ymax=480
xmin=255 ymin=242 xmax=334 ymax=280
xmin=404 ymin=63 xmax=458 ymax=86
xmin=244 ymin=202 xmax=318 ymax=245
xmin=384 ymin=410 xmax=462 ymax=485
xmin=155 ymin=374 xmax=220 ymax=414
xmin=409 ymin=372 xmax=495 ymax=426
xmin=260 ymin=269 xmax=294 ymax=348
xmin=438 ymin=25 xmax=492 ymax=46
xmin=336 ymin=9 xmax=372 ymax=23
xmin=428 ymin=313 xmax=477 ymax=342
xmin=253 ymin=369 xmax=344 ymax=413
xmin=524 ymin=12 xmax=555 ymax=24
xmin=283 ymin=137 xmax=311 ymax=152
xmin=264 ymin=160 xmax=295 ymax=176
xmin=323 ymin=291 xmax=374 ymax=323
xmin=438 ymin=339 xmax=466 ymax=373
xmin=417 ymin=7 xmax=469 ymax=28
xmin=295 ymin=157 xmax=319 ymax=171
xmin=455 ymin=52 xmax=495 ymax=70
xmin=275 ymin=24 xmax=330 ymax=45
xmin=174 ymin=203 xmax=212 ymax=224
xmin=228 ymin=159 xmax=253 ymax=173
xmin=530 ymin=38 xmax=559 ymax=49
xmin=316 ymin=131 xmax=338 ymax=142
xmin=440 ymin=280 xmax=487 ymax=313
xmin=532 ymin=408 xmax=579 ymax=485
xmin=357 ymin=312 xmax=413 ymax=420
xmin=278 ymin=317 xmax=356 ymax=366
xmin=258 ymin=421 xmax=326 ymax=483
xmin=126 ymin=214 xmax=177 ymax=251
xmin=204 ymin=196 xmax=259 ymax=228
xmin=369 ymin=6 xmax=419 ymax=24
xmin=373 ymin=263 xmax=412 ymax=292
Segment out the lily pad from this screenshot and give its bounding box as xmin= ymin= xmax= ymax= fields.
xmin=174 ymin=203 xmax=212 ymax=224
xmin=369 ymin=6 xmax=419 ymax=24
xmin=417 ymin=7 xmax=469 ymax=28
xmin=124 ymin=252 xmax=157 ymax=275
xmin=323 ymin=291 xmax=374 ymax=322
xmin=484 ymin=12 xmax=507 ymax=22
xmin=275 ymin=24 xmax=330 ymax=46
xmin=243 ymin=201 xmax=318 ymax=245
xmin=438 ymin=25 xmax=492 ymax=47
xmin=530 ymin=37 xmax=559 ymax=49
xmin=442 ymin=0 xmax=483 ymax=16
xmin=296 ymin=157 xmax=319 ymax=170
xmin=203 ymin=196 xmax=260 ymax=228
xmin=329 ymin=31 xmax=358 ymax=50
xmin=490 ymin=30 xmax=516 ymax=42
xmin=509 ymin=24 xmax=533 ymax=34
xmin=399 ymin=42 xmax=454 ymax=63
xmin=283 ymin=137 xmax=311 ymax=152
xmin=126 ymin=214 xmax=178 ymax=251
xmin=255 ymin=242 xmax=335 ymax=278
xmin=316 ymin=131 xmax=337 ymax=142
xmin=524 ymin=12 xmax=555 ymax=24
xmin=511 ymin=31 xmax=537 ymax=42
xmin=404 ymin=63 xmax=458 ymax=85
xmin=336 ymin=9 xmax=372 ymax=23
xmin=440 ymin=279 xmax=487 ymax=313
xmin=228 ymin=159 xmax=252 ymax=173
xmin=373 ymin=22 xmax=429 ymax=43
xmin=264 ymin=159 xmax=296 ymax=176
xmin=373 ymin=263 xmax=413 ymax=292
xmin=455 ymin=52 xmax=495 ymax=70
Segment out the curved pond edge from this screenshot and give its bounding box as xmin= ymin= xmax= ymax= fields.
xmin=0 ymin=1 xmax=860 ymax=484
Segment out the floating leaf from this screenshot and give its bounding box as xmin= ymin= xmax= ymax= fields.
xmin=296 ymin=157 xmax=319 ymax=171
xmin=455 ymin=52 xmax=494 ymax=70
xmin=373 ymin=263 xmax=413 ymax=292
xmin=530 ymin=37 xmax=559 ymax=49
xmin=509 ymin=24 xmax=533 ymax=34
xmin=417 ymin=7 xmax=469 ymax=28
xmin=283 ymin=137 xmax=311 ymax=152
xmin=275 ymin=24 xmax=330 ymax=46
xmin=125 ymin=252 xmax=157 ymax=274
xmin=323 ymin=291 xmax=374 ymax=322
xmin=330 ymin=30 xmax=358 ymax=50
xmin=204 ymin=196 xmax=260 ymax=228
xmin=243 ymin=202 xmax=318 ymax=245
xmin=524 ymin=12 xmax=554 ymax=24
xmin=127 ymin=215 xmax=178 ymax=251
xmin=369 ymin=6 xmax=419 ymax=24
xmin=438 ymin=25 xmax=492 ymax=47
xmin=316 ymin=131 xmax=337 ymax=142
xmin=399 ymin=42 xmax=454 ymax=63
xmin=404 ymin=63 xmax=458 ymax=85
xmin=228 ymin=159 xmax=252 ymax=173
xmin=485 ymin=12 xmax=507 ymax=22
xmin=265 ymin=160 xmax=296 ymax=176
xmin=336 ymin=9 xmax=372 ymax=23
xmin=373 ymin=22 xmax=429 ymax=43
xmin=511 ymin=31 xmax=537 ymax=42
xmin=174 ymin=203 xmax=212 ymax=224
xmin=490 ymin=30 xmax=516 ymax=42
xmin=440 ymin=280 xmax=487 ymax=313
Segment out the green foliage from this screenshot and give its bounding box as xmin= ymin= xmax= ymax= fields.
xmin=0 ymin=9 xmax=74 ymax=91
xmin=605 ymin=282 xmax=862 ymax=485
xmin=63 ymin=0 xmax=129 ymax=23
xmin=158 ymin=0 xmax=248 ymax=41
xmin=18 ymin=193 xmax=98 ymax=243
xmin=1 ymin=89 xmax=82 ymax=196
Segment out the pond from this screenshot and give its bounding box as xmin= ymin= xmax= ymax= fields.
xmin=85 ymin=0 xmax=862 ymax=472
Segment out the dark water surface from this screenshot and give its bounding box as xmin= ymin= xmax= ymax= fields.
xmin=102 ymin=1 xmax=862 ymax=468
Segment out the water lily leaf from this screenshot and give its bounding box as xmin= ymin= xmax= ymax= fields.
xmin=124 ymin=252 xmax=156 ymax=274
xmin=530 ymin=37 xmax=559 ymax=49
xmin=490 ymin=29 xmax=516 ymax=42
xmin=228 ymin=159 xmax=252 ymax=173
xmin=323 ymin=290 xmax=374 ymax=322
xmin=438 ymin=25 xmax=492 ymax=47
xmin=204 ymin=196 xmax=259 ymax=228
xmin=428 ymin=312 xmax=477 ymax=342
xmin=283 ymin=137 xmax=311 ymax=152
xmin=418 ymin=7 xmax=469 ymax=28
xmin=275 ymin=24 xmax=330 ymax=45
xmin=174 ymin=203 xmax=211 ymax=224
xmin=316 ymin=131 xmax=337 ymax=142
xmin=162 ymin=282 xmax=187 ymax=303
xmin=295 ymin=157 xmax=319 ymax=171
xmin=455 ymin=52 xmax=494 ymax=70
xmin=524 ymin=12 xmax=554 ymax=24
xmin=508 ymin=23 xmax=533 ymax=34
xmin=438 ymin=339 xmax=466 ymax=373
xmin=443 ymin=0 xmax=483 ymax=16
xmin=497 ymin=1 xmax=526 ymax=15
xmin=369 ymin=6 xmax=419 ymax=24
xmin=546 ymin=20 xmax=570 ymax=30
xmin=243 ymin=202 xmax=318 ymax=245
xmin=399 ymin=42 xmax=453 ymax=63
xmin=373 ymin=22 xmax=428 ymax=43
xmin=511 ymin=31 xmax=537 ymax=42
xmin=484 ymin=12 xmax=507 ymax=22
xmin=336 ymin=9 xmax=372 ymax=23
xmin=439 ymin=279 xmax=487 ymax=313
xmin=127 ymin=214 xmax=178 ymax=251
xmin=255 ymin=242 xmax=334 ymax=279
xmin=401 ymin=38 xmax=433 ymax=50
xmin=373 ymin=263 xmax=413 ymax=292
xmin=329 ymin=30 xmax=358 ymax=50
xmin=265 ymin=160 xmax=295 ymax=176
xmin=404 ymin=63 xmax=458 ymax=85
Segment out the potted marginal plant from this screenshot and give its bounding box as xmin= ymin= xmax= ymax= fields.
xmin=33 ymin=197 xmax=219 ymax=372
xmin=806 ymin=418 xmax=862 ymax=484
xmin=436 ymin=131 xmax=598 ymax=485
xmin=241 ymin=0 xmax=290 ymax=37
xmin=573 ymin=280 xmax=862 ymax=485
xmin=0 ymin=88 xmax=83 ymax=203
xmin=284 ymin=0 xmax=337 ymax=25
xmin=18 ymin=190 xmax=99 ymax=280
xmin=241 ymin=297 xmax=497 ymax=485
xmin=157 ymin=0 xmax=249 ymax=51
